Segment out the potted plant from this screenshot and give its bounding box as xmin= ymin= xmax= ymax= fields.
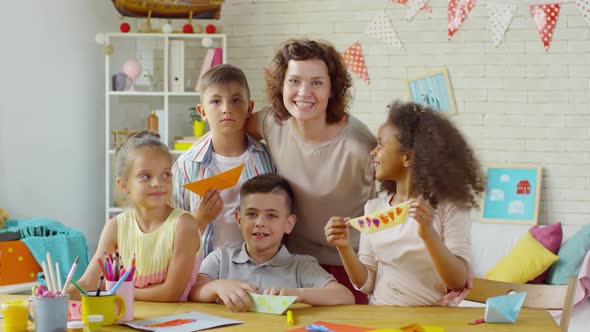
xmin=188 ymin=107 xmax=206 ymax=137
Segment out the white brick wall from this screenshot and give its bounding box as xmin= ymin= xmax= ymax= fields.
xmin=214 ymin=0 xmax=589 ymax=226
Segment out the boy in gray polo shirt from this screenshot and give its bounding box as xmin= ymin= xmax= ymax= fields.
xmin=188 ymin=174 xmax=354 ymax=311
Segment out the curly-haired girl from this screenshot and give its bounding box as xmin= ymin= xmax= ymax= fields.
xmin=325 ymin=101 xmax=485 ymax=306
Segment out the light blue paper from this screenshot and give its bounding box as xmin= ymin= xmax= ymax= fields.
xmin=484 ymin=292 xmax=527 ymax=323
xmin=248 ymin=292 xmax=298 ymax=315
xmin=124 ymin=311 xmax=242 ymax=331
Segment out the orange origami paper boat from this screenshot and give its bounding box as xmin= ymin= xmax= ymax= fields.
xmin=182 ymin=164 xmax=245 ymax=196
xmin=349 ymin=201 xmax=410 ymax=234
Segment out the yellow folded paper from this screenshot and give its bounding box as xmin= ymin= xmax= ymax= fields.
xmin=182 ymin=164 xmax=245 ymax=196
xmin=348 ymin=201 xmax=410 ymax=234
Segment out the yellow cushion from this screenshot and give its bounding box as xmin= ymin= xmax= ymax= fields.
xmin=485 ymin=232 xmax=559 ymax=283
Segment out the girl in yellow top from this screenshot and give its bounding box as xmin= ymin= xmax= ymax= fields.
xmin=74 ymin=131 xmax=200 ymax=302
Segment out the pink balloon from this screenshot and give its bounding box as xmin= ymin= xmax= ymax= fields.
xmin=122 ymin=59 xmax=142 ymax=91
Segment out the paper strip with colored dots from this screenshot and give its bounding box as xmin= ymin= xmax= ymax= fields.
xmin=248 ymin=293 xmax=298 ymax=315
xmin=348 ymin=201 xmax=410 ymax=234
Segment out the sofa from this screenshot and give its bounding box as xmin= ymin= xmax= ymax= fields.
xmin=464 ymin=222 xmax=590 ymax=332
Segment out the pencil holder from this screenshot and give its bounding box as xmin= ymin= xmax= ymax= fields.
xmin=30 ymin=295 xmax=69 ymax=332
xmin=81 ymin=292 xmax=125 ymax=326
xmin=105 ymin=280 xmax=134 ymax=321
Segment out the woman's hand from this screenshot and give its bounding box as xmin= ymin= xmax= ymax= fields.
xmin=324 ymin=217 xmax=351 ymax=249
xmin=409 ymin=198 xmax=436 ymax=240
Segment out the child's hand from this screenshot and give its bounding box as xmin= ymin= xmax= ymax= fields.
xmin=215 ymin=280 xmax=258 ymax=312
xmin=409 ymin=198 xmax=436 ymax=239
xmin=193 ymin=188 xmax=223 ymax=229
xmin=324 ymin=217 xmax=351 ymax=249
xmin=262 ymin=287 xmax=301 ymax=302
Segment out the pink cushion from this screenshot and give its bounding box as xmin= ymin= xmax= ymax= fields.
xmin=528 ymin=222 xmax=563 ymax=283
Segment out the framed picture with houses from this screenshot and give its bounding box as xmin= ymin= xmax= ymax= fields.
xmin=481 ymin=164 xmax=542 ymax=225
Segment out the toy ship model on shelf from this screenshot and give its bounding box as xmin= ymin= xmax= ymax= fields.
xmin=111 ymin=0 xmax=224 ymax=19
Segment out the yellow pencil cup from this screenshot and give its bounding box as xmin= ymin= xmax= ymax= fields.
xmin=81 ymin=292 xmax=125 ymax=326
xmin=1 ymin=300 xmax=29 ymax=332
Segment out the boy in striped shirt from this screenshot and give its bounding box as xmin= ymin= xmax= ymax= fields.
xmin=172 ymin=64 xmax=275 ymax=263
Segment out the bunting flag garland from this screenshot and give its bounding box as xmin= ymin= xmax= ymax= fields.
xmin=342 ymin=41 xmax=370 ymax=84
xmin=407 ymin=0 xmax=431 ymax=21
xmin=530 ymin=3 xmax=560 ymax=51
xmin=487 ymin=2 xmax=517 ymax=47
xmin=448 ymin=0 xmax=477 ymax=40
xmin=575 ymin=0 xmax=590 ymax=27
xmin=393 ymin=0 xmax=432 ymax=14
xmin=365 ymin=13 xmax=402 ymax=48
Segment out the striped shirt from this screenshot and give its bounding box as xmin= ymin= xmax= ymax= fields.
xmin=171 ymin=132 xmax=275 ymax=258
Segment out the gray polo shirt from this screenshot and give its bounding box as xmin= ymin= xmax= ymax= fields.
xmin=199 ymin=243 xmax=334 ymax=290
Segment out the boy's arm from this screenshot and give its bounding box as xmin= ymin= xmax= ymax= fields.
xmin=189 ymin=273 xmax=218 ymax=302
xmin=299 ymin=281 xmax=354 ymax=305
xmin=134 ymin=213 xmax=200 ymax=302
xmin=263 ymin=281 xmax=354 ymax=305
xmin=70 ymin=218 xmax=118 ymax=299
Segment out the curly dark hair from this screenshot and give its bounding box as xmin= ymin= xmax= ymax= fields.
xmin=265 ymin=39 xmax=352 ymax=124
xmin=381 ymin=101 xmax=486 ymax=208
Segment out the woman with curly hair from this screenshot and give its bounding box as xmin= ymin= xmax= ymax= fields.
xmin=247 ymin=39 xmax=376 ymax=304
xmin=324 ymin=101 xmax=485 ymax=306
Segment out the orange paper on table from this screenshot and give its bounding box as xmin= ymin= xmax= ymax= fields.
xmin=288 ymin=321 xmax=373 ymax=332
xmin=348 ymin=201 xmax=410 ymax=234
xmin=182 ymin=164 xmax=245 ymax=196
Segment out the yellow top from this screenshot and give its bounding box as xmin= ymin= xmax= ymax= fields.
xmin=116 ymin=208 xmax=198 ymax=301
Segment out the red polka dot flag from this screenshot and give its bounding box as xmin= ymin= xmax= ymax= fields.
xmin=342 ymin=41 xmax=370 ymax=85
xmin=530 ymin=3 xmax=560 ymax=52
xmin=448 ymin=0 xmax=477 ymax=40
xmin=576 ymin=0 xmax=590 ymax=28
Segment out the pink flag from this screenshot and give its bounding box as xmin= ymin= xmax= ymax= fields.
xmin=342 ymin=41 xmax=370 ymax=85
xmin=449 ymin=0 xmax=477 ymax=40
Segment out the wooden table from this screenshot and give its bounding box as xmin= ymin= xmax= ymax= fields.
xmin=0 ymin=294 xmax=561 ymax=331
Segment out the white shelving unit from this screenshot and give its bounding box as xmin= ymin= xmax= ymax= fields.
xmin=103 ymin=33 xmax=226 ymax=220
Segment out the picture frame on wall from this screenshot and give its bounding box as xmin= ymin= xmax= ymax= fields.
xmin=407 ymin=69 xmax=457 ymax=114
xmin=481 ymin=164 xmax=542 ymax=225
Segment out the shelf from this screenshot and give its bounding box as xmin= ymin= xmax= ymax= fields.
xmin=106 ymin=33 xmax=226 ymax=40
xmin=168 ymin=92 xmax=201 ymax=97
xmin=109 ymin=91 xmax=165 ymax=96
xmin=108 ymin=91 xmax=200 ymax=97
xmin=103 ymin=31 xmax=225 ymax=220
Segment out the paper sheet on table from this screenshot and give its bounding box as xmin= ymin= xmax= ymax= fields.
xmin=484 ymin=292 xmax=526 ymax=323
xmin=182 ymin=164 xmax=244 ymax=196
xmin=248 ymin=292 xmax=298 ymax=315
xmin=288 ymin=321 xmax=374 ymax=332
xmin=124 ymin=311 xmax=242 ymax=331
xmin=349 ymin=201 xmax=410 ymax=234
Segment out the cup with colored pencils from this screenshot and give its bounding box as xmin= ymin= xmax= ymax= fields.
xmin=103 ymin=254 xmax=135 ymax=321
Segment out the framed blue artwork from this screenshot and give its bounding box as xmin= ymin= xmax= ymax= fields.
xmin=481 ymin=164 xmax=542 ymax=225
xmin=407 ymin=69 xmax=457 ymax=114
